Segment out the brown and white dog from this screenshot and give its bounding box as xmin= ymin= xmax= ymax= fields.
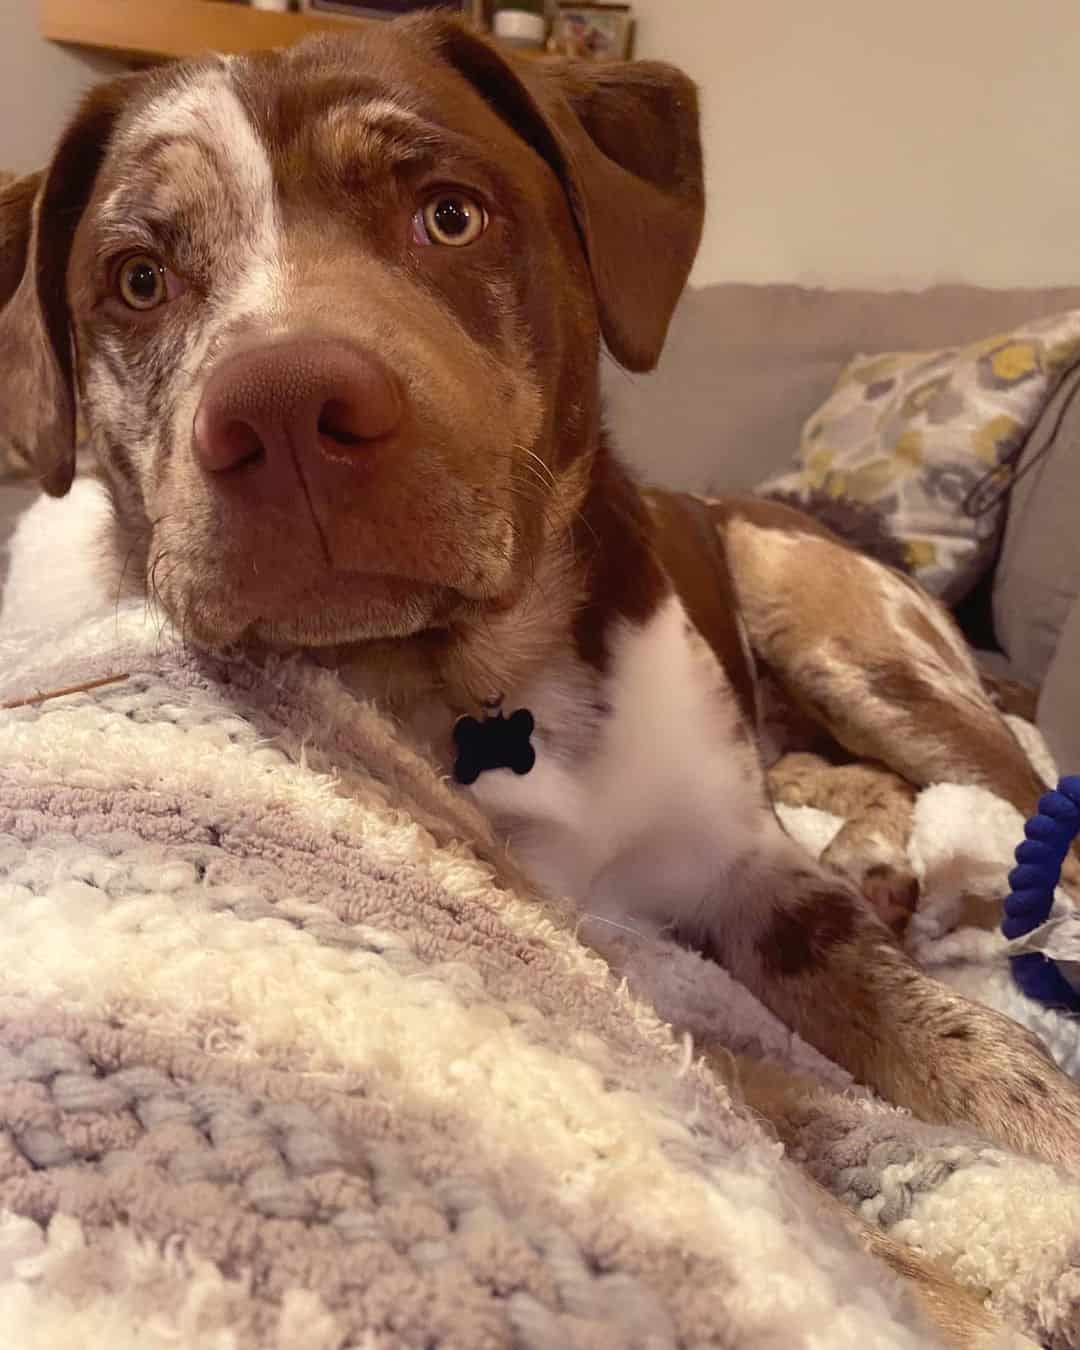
xmin=0 ymin=16 xmax=1076 ymax=1342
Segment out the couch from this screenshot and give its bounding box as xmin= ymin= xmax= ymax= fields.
xmin=603 ymin=281 xmax=1080 ymax=771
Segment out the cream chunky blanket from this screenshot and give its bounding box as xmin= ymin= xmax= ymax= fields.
xmin=0 ymin=603 xmax=1078 ymax=1349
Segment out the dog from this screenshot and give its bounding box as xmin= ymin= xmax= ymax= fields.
xmin=0 ymin=15 xmax=1076 ymax=1342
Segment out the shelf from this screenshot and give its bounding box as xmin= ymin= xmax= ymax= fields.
xmin=39 ymin=0 xmax=370 ymax=61
xmin=39 ymin=0 xmax=552 ymax=64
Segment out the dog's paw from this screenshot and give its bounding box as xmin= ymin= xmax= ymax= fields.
xmin=860 ymin=862 xmax=920 ymax=935
xmin=766 ymin=752 xmax=831 ymax=807
xmin=823 ymin=833 xmax=920 ymax=935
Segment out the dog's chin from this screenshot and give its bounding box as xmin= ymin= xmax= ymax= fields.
xmin=250 ymin=603 xmax=439 ymax=649
xmin=161 ymin=571 xmax=470 ymax=650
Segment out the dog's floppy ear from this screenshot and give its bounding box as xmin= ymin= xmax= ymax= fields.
xmin=417 ymin=19 xmax=704 ymax=372
xmin=0 ymin=78 xmax=137 ymax=496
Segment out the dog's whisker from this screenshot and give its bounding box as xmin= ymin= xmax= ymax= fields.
xmin=580 ymin=913 xmax=649 ymax=939
xmin=519 ymin=446 xmax=558 ymax=493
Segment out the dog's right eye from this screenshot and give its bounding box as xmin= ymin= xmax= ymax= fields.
xmin=116 ymin=254 xmax=183 ymax=311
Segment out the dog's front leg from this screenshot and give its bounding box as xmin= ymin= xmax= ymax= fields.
xmin=703 ymin=821 xmax=1080 ymax=1170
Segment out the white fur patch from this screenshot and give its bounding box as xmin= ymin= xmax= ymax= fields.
xmin=0 ymin=480 xmax=116 ymax=638
xmin=126 ymin=69 xmax=288 ymax=469
xmin=470 ymin=595 xmax=765 ymax=927
xmin=184 ymin=67 xmax=284 ymax=332
xmin=88 ymin=64 xmax=288 ymax=497
xmin=119 ymin=62 xmax=235 ymax=150
xmin=116 ymin=64 xmax=276 ymax=241
xmin=116 ymin=63 xmax=285 ymax=383
xmin=106 ymin=62 xmax=282 ymax=302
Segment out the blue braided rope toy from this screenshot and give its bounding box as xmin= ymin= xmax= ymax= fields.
xmin=1002 ymin=774 xmax=1080 ymax=1011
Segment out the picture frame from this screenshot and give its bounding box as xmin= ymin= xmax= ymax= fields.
xmin=551 ymin=4 xmax=633 ymax=61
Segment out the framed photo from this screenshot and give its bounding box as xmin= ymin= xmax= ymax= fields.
xmin=552 ymin=4 xmax=633 ymax=61
xmin=301 ymin=1 xmax=468 ymax=18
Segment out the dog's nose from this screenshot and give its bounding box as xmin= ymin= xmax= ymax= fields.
xmin=193 ymin=338 xmax=402 ymax=474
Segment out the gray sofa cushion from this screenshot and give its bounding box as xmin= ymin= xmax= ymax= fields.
xmin=1038 ymin=597 xmax=1080 ymax=772
xmin=604 ymin=282 xmax=1080 ymax=495
xmin=994 ymin=365 xmax=1080 ymax=687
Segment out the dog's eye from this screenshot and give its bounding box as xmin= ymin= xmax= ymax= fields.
xmin=116 ymin=254 xmax=182 ymax=311
xmin=413 ymin=194 xmax=488 ymax=248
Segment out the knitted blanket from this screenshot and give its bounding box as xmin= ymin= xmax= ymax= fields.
xmin=0 ymin=604 xmax=1077 ymax=1349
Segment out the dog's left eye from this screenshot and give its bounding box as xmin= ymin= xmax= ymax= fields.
xmin=116 ymin=254 xmax=184 ymax=311
xmin=413 ymin=194 xmax=488 ymax=248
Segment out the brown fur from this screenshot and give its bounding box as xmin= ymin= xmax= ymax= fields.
xmin=572 ymin=446 xmax=669 ymax=673
xmin=644 ymin=489 xmax=759 ymax=729
xmin=757 ymin=884 xmax=860 ymax=978
xmin=714 ymin=498 xmax=1080 ymax=872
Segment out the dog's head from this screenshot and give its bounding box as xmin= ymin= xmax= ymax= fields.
xmin=0 ymin=17 xmax=701 ymax=653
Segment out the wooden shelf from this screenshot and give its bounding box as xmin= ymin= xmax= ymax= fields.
xmin=39 ymin=0 xmax=552 ymax=63
xmin=39 ymin=0 xmax=370 ymax=60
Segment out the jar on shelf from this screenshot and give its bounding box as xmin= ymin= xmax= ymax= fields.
xmin=491 ymin=0 xmax=548 ymax=49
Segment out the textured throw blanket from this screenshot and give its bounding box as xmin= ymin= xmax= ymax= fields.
xmin=0 ymin=604 xmax=1078 ymax=1349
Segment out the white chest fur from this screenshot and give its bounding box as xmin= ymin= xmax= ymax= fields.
xmin=467 ymin=595 xmax=767 ymax=932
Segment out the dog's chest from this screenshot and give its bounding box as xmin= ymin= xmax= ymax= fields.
xmin=460 ymin=595 xmax=766 ymax=927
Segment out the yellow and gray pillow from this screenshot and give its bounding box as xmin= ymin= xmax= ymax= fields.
xmin=760 ymin=309 xmax=1080 ymax=601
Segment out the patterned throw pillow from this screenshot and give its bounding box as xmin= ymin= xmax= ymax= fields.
xmin=758 ymin=309 xmax=1080 ymax=602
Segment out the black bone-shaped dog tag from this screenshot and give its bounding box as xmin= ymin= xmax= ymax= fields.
xmin=453 ymin=708 xmax=536 ymax=786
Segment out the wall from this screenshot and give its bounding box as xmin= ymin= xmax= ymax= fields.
xmin=5 ymin=3 xmax=1078 ymax=290
xmin=0 ymin=6 xmax=122 ymax=175
xmin=632 ymin=0 xmax=1080 ymax=290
